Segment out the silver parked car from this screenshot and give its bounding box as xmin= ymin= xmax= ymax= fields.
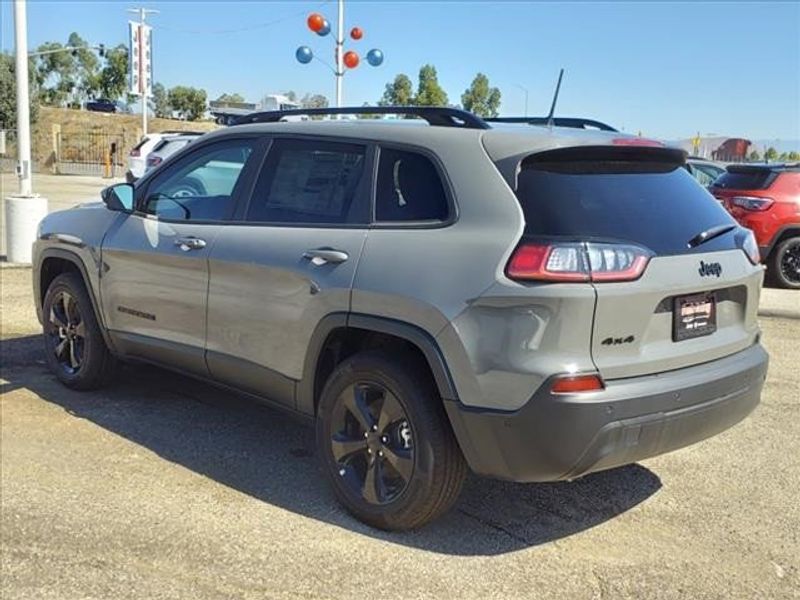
xmin=33 ymin=107 xmax=768 ymax=530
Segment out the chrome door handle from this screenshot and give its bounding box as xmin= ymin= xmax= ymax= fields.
xmin=174 ymin=237 xmax=207 ymax=251
xmin=302 ymin=248 xmax=349 ymax=265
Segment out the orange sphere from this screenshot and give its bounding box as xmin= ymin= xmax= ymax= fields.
xmin=343 ymin=50 xmax=360 ymax=69
xmin=350 ymin=27 xmax=363 ymax=40
xmin=307 ymin=13 xmax=325 ymax=32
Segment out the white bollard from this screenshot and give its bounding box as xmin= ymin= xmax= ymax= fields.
xmin=4 ymin=195 xmax=48 ymax=264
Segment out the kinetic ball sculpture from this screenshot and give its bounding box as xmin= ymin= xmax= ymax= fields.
xmin=296 ymin=13 xmax=383 ymax=71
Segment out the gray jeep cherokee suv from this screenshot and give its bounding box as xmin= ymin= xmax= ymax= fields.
xmin=33 ymin=107 xmax=768 ymax=530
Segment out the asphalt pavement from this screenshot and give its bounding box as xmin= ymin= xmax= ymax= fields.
xmin=1 ymin=267 xmax=798 ymax=599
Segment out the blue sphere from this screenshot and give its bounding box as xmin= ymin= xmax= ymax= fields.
xmin=295 ymin=46 xmax=313 ymax=64
xmin=317 ymin=20 xmax=331 ymax=36
xmin=366 ymin=48 xmax=384 ymax=67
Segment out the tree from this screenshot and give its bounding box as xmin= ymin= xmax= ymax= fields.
xmin=168 ymin=85 xmax=207 ymax=121
xmin=284 ymin=90 xmax=298 ymax=102
xmin=461 ymin=73 xmax=501 ymax=117
xmin=764 ymin=147 xmax=779 ymax=162
xmin=379 ymin=73 xmax=414 ymax=106
xmin=748 ymin=149 xmax=761 ymax=162
xmin=415 ymin=64 xmax=448 ymax=106
xmin=1 ymin=52 xmax=39 ymax=129
xmin=215 ymin=92 xmax=245 ymax=103
xmin=67 ymin=32 xmax=99 ymax=103
xmin=300 ymin=93 xmax=329 ymax=109
xmin=34 ymin=41 xmax=76 ymax=105
xmin=788 ymin=151 xmax=800 ymax=161
xmin=151 ymin=82 xmax=171 ymax=118
xmin=779 ymin=152 xmax=790 ymax=161
xmin=98 ymin=44 xmax=128 ymax=101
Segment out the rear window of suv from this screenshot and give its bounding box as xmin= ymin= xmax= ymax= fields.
xmin=514 ymin=147 xmax=737 ymax=255
xmin=712 ymin=170 xmax=777 ymax=190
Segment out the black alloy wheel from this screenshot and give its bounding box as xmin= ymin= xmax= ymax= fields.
xmin=330 ymin=382 xmax=414 ymax=505
xmin=46 ymin=290 xmax=86 ymax=375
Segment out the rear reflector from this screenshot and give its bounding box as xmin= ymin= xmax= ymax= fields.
xmin=551 ymin=374 xmax=605 ymax=394
xmin=507 ymin=242 xmax=652 ymax=283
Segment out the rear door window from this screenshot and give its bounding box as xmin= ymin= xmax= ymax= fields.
xmin=245 ymin=138 xmax=368 ymax=225
xmin=514 ymin=149 xmax=737 ymax=255
xmin=375 ymin=148 xmax=449 ymax=223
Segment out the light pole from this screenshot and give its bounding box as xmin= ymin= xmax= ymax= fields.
xmin=515 ymin=84 xmax=529 ymax=118
xmin=336 ymin=0 xmax=344 ymax=107
xmin=14 ymin=0 xmax=31 ymax=197
xmin=5 ymin=0 xmax=48 ymax=264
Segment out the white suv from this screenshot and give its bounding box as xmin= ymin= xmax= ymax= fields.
xmin=126 ymin=132 xmax=195 ymax=182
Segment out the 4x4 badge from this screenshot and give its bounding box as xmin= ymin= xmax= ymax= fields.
xmin=698 ymin=261 xmax=722 ymax=278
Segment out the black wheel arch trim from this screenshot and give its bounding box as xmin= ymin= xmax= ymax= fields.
xmin=762 ymin=225 xmax=800 ymax=259
xmin=298 ymin=313 xmax=459 ymax=416
xmin=36 ymin=248 xmax=115 ymax=352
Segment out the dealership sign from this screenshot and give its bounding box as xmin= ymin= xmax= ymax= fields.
xmin=128 ymin=21 xmax=153 ymax=98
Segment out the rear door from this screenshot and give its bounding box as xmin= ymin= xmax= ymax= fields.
xmin=205 ymin=137 xmax=372 ymax=409
xmin=514 ymin=148 xmax=763 ymax=379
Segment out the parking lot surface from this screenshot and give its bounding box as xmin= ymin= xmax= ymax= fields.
xmin=1 ymin=267 xmax=798 ymax=599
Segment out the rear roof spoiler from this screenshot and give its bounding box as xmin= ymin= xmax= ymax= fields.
xmin=484 ymin=117 xmax=618 ymax=132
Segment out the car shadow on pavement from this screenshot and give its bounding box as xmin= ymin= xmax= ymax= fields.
xmin=1 ymin=335 xmax=662 ymax=556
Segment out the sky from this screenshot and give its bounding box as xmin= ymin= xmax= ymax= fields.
xmin=2 ymin=0 xmax=799 ymax=142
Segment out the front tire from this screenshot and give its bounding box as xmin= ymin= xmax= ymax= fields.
xmin=316 ymin=350 xmax=467 ymax=530
xmin=770 ymin=236 xmax=800 ymax=289
xmin=42 ymin=272 xmax=116 ymax=390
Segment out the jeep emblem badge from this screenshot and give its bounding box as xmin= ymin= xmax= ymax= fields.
xmin=698 ymin=260 xmax=722 ymax=278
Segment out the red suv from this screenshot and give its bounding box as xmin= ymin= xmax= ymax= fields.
xmin=711 ymin=163 xmax=800 ymax=289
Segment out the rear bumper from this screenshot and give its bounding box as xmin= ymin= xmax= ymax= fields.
xmin=444 ymin=343 xmax=768 ymax=482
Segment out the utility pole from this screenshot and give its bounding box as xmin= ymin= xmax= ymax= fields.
xmin=127 ymin=7 xmax=158 ymax=136
xmin=14 ymin=0 xmax=31 ymax=196
xmin=335 ymin=0 xmax=344 ymax=108
xmin=5 ymin=0 xmax=48 ymax=264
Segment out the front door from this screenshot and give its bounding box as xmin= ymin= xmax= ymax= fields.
xmin=100 ymin=137 xmax=262 ymax=376
xmin=205 ymin=137 xmax=373 ymax=408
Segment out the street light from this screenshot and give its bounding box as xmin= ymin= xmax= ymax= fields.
xmin=5 ymin=0 xmax=48 ymax=264
xmin=514 ymin=84 xmax=529 ymax=118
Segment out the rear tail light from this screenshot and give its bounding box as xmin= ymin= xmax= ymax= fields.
xmin=741 ymin=229 xmax=761 ymax=265
xmin=551 ymin=374 xmax=605 ymax=394
xmin=129 ymin=149 xmax=140 ymax=157
xmin=507 ymin=242 xmax=652 ymax=283
xmin=731 ymin=196 xmax=773 ymax=211
xmin=147 ymin=156 xmax=163 ymax=167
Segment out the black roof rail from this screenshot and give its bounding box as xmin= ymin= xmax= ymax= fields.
xmin=484 ymin=116 xmax=618 ymax=132
xmin=231 ymin=106 xmax=491 ymax=129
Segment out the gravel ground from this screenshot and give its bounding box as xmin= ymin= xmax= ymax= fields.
xmin=1 ymin=267 xmax=798 ymax=599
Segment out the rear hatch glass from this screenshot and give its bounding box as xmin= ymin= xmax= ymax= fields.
xmin=516 ymin=147 xmax=737 ymax=255
xmin=712 ymin=169 xmax=777 ymax=191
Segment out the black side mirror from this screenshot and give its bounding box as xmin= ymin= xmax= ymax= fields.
xmin=101 ymin=183 xmax=134 ymax=212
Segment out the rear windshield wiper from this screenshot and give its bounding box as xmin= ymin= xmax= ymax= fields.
xmin=687 ymin=224 xmax=737 ymax=248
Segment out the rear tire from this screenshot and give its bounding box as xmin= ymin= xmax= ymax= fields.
xmin=770 ymin=236 xmax=800 ymax=289
xmin=42 ymin=272 xmax=116 ymax=390
xmin=316 ymin=350 xmax=467 ymax=530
